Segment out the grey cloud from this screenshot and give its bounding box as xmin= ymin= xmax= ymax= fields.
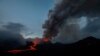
xmin=0 ymin=30 xmax=26 ymax=50
xmin=2 ymin=22 xmax=26 ymax=33
xmin=43 ymin=0 xmax=100 ymax=44
xmin=82 ymin=17 xmax=100 ymax=39
xmin=0 ymin=22 xmax=27 ymax=50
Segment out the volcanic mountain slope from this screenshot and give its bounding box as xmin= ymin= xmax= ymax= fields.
xmin=1 ymin=36 xmax=100 ymax=56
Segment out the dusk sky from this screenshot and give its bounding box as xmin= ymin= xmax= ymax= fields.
xmin=0 ymin=0 xmax=54 ymax=38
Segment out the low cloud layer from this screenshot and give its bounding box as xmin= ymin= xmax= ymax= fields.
xmin=0 ymin=30 xmax=26 ymax=50
xmin=0 ymin=22 xmax=27 ymax=50
xmin=2 ymin=22 xmax=26 ymax=33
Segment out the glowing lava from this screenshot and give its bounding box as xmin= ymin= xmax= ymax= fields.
xmin=7 ymin=50 xmax=25 ymax=54
xmin=7 ymin=37 xmax=49 ymax=54
xmin=32 ymin=37 xmax=41 ymax=47
xmin=42 ymin=38 xmax=49 ymax=43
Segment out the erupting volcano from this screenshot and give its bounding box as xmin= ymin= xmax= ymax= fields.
xmin=6 ymin=37 xmax=50 ymax=54
xmin=0 ymin=0 xmax=100 ymax=55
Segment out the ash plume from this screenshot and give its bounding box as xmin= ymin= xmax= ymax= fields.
xmin=43 ymin=0 xmax=100 ymax=43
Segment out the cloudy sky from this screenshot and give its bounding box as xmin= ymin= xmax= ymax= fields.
xmin=0 ymin=0 xmax=54 ymax=38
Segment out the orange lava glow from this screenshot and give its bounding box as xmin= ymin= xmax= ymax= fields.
xmin=7 ymin=45 xmax=37 ymax=54
xmin=43 ymin=38 xmax=49 ymax=42
xmin=32 ymin=37 xmax=41 ymax=47
xmin=7 ymin=37 xmax=49 ymax=54
xmin=7 ymin=50 xmax=25 ymax=54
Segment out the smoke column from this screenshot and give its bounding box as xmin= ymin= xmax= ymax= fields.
xmin=43 ymin=0 xmax=100 ymax=44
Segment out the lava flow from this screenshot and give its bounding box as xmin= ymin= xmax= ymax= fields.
xmin=6 ymin=37 xmax=49 ymax=54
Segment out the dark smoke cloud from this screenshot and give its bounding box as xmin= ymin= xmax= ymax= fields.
xmin=43 ymin=0 xmax=100 ymax=43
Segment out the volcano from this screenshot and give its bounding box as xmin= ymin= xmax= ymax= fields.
xmin=0 ymin=36 xmax=100 ymax=56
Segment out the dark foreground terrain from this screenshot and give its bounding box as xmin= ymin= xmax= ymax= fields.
xmin=0 ymin=36 xmax=100 ymax=56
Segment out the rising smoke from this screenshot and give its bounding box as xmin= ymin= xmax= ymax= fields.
xmin=43 ymin=0 xmax=100 ymax=44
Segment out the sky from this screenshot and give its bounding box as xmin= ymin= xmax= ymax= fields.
xmin=0 ymin=0 xmax=100 ymax=44
xmin=0 ymin=0 xmax=54 ymax=38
